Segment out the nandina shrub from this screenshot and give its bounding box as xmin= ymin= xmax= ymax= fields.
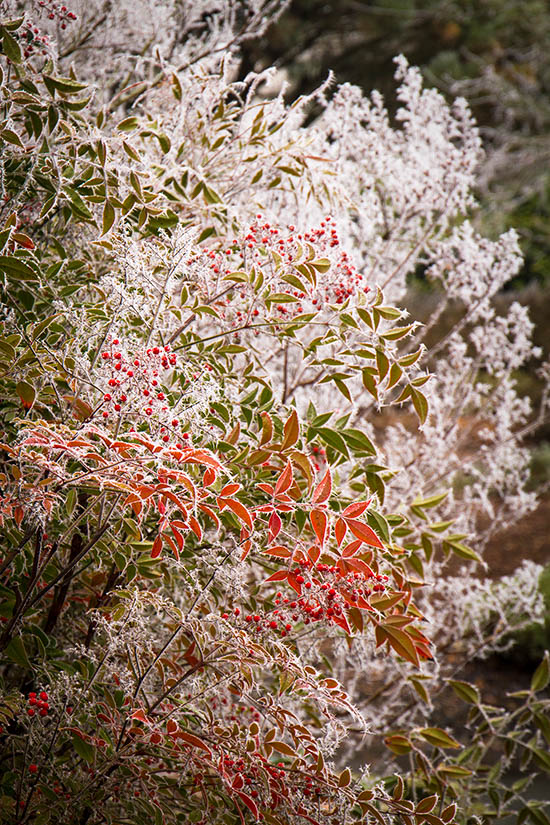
xmin=0 ymin=5 xmax=549 ymax=825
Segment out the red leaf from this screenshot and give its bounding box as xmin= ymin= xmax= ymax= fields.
xmin=269 ymin=511 xmax=282 ymax=542
xmin=287 ymin=571 xmax=302 ymax=594
xmin=151 ymin=535 xmax=163 ymax=558
xmin=345 ymin=518 xmax=383 ymax=548
xmin=203 ymin=468 xmax=216 ymax=487
xmin=264 ymin=570 xmax=289 ymax=583
xmin=188 ymin=516 xmax=202 ymax=541
xmin=173 ymin=729 xmax=212 ymax=756
xmin=335 ymin=518 xmax=347 ymax=547
xmin=219 ymin=482 xmax=241 ymax=497
xmin=332 ymin=613 xmax=351 ymax=634
xmin=198 ymin=503 xmax=220 ymax=528
xmin=312 ymin=468 xmax=332 ymax=505
xmin=344 ymin=557 xmax=375 ymax=577
xmin=341 ymin=539 xmax=362 ymax=558
xmin=240 ymin=540 xmax=252 ymax=561
xmin=274 ymin=461 xmax=293 ymax=497
xmin=163 ymin=533 xmax=180 ymax=561
xmin=221 ymin=497 xmax=253 ymax=530
xmin=263 ymin=544 xmax=291 ymax=558
xmin=235 ymin=790 xmax=259 ymax=820
xmin=170 ymin=523 xmax=184 ymax=551
xmin=307 ymin=544 xmax=320 ymax=564
xmin=342 ymin=500 xmax=371 ymax=518
xmin=310 ymin=509 xmax=328 ymax=546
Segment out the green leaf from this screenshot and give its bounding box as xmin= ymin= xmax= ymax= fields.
xmin=447 ymin=680 xmax=480 ymax=705
xmin=16 ymin=381 xmax=35 ymax=408
xmin=5 ymin=636 xmax=32 ymax=669
xmin=341 ymin=428 xmax=376 ymax=455
xmin=1 ymin=28 xmax=21 ymax=63
xmin=376 ymin=349 xmax=389 ymax=380
xmin=411 ymin=387 xmax=428 ymax=424
xmin=43 ymin=75 xmax=88 ymax=95
xmin=418 ymin=727 xmax=461 ymax=749
xmin=71 ymin=733 xmax=95 ymax=763
xmin=118 ymin=116 xmax=139 ymax=132
xmin=0 ymin=255 xmax=39 ymax=281
xmin=1 ymin=128 xmax=23 ymax=147
xmin=101 ymin=200 xmax=115 ymax=235
xmin=531 ymin=652 xmax=550 ymax=693
xmin=265 ymin=292 xmax=299 ymax=304
xmin=443 ymin=538 xmax=481 ymax=563
xmin=316 ymin=427 xmax=350 ymax=459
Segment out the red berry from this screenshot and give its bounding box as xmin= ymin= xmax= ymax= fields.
xmin=29 ymin=764 xmax=38 ymax=773
xmin=39 ymin=708 xmax=48 ymax=717
xmin=27 ymin=708 xmax=35 ymax=717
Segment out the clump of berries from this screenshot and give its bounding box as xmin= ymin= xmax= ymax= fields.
xmin=26 ymin=690 xmax=49 ymax=718
xmin=95 ymin=338 xmax=216 ymax=442
xmin=221 ymin=561 xmax=389 ymax=637
xmin=37 ymin=1 xmax=77 ymax=28
xmin=183 ymin=216 xmax=369 ymax=328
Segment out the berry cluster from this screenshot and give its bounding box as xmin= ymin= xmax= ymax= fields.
xmin=95 ymin=339 xmax=214 ymax=442
xmin=37 ymin=1 xmax=77 ymax=27
xmin=222 ymin=562 xmax=389 ymax=637
xmin=27 ymin=690 xmax=49 ymax=718
xmin=19 ymin=21 xmax=50 ymax=58
xmin=183 ymin=216 xmax=369 ymax=328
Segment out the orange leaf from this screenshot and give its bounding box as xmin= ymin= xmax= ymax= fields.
xmin=264 ymin=570 xmax=289 ymax=583
xmin=203 ymin=468 xmax=216 ymax=487
xmin=345 ymin=518 xmax=383 ymax=548
xmin=342 ymin=500 xmax=371 ymax=518
xmin=151 ymin=535 xmax=163 ymax=558
xmin=341 ymin=539 xmax=362 ymax=558
xmin=173 ymin=729 xmax=212 ymax=756
xmin=307 ymin=544 xmax=320 ymax=564
xmin=240 ymin=540 xmax=252 ymax=561
xmin=188 ymin=516 xmax=202 ymax=540
xmin=263 ymin=545 xmax=291 ymax=558
xmin=274 ymin=460 xmax=293 ymax=497
xmin=219 ymin=482 xmax=241 ymax=497
xmin=221 ymin=497 xmax=253 ymax=530
xmin=312 ymin=468 xmax=332 ymax=505
xmin=198 ymin=503 xmax=220 ymax=528
xmin=335 ymin=518 xmax=347 ymax=547
xmin=310 ymin=509 xmax=328 ymax=546
xmin=268 ymin=511 xmax=282 ymax=542
xmin=282 ymin=409 xmax=299 ymax=450
xmin=375 ymin=624 xmax=420 ymax=667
